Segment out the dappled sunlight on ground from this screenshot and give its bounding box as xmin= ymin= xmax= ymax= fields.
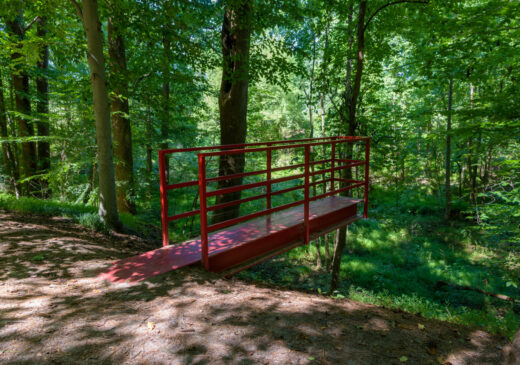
xmin=0 ymin=212 xmax=511 ymax=364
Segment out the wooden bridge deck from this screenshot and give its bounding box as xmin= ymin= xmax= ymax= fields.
xmin=98 ymin=196 xmax=360 ymax=283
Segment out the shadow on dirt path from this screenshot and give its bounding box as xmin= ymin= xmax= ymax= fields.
xmin=0 ymin=212 xmax=512 ymax=364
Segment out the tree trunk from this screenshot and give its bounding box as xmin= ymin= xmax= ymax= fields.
xmin=73 ymin=0 xmax=121 ymax=229
xmin=470 ymin=127 xmax=482 ymax=204
xmin=444 ymin=77 xmax=453 ymax=220
xmin=504 ymin=327 xmax=520 ymax=365
xmin=347 ymin=0 xmax=367 ymax=138
xmin=330 ymin=1 xmax=363 ymax=293
xmin=0 ymin=69 xmax=20 ymax=197
xmin=213 ymin=0 xmax=251 ymax=224
xmin=330 ymin=226 xmax=347 ymax=292
xmin=7 ymin=12 xmax=36 ymax=195
xmin=108 ymin=15 xmax=136 ymax=214
xmin=467 ymin=83 xmax=476 ymax=205
xmin=161 ymin=27 xmax=170 ymax=180
xmin=145 ymin=102 xmax=152 ymax=175
xmin=482 ymin=145 xmax=492 ymax=188
xmin=36 ymin=17 xmax=51 ymax=198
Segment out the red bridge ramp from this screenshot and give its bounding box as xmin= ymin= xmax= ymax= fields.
xmin=98 ymin=136 xmax=370 ymax=283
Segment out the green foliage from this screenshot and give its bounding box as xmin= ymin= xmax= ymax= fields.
xmin=0 ymin=193 xmax=152 ymax=234
xmin=0 ymin=0 xmax=519 ymax=340
xmin=238 ymin=189 xmax=520 ymax=337
xmin=77 ymin=212 xmax=108 ymax=233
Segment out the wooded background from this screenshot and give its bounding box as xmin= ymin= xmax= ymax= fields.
xmin=1 ymin=0 xmax=518 ymax=229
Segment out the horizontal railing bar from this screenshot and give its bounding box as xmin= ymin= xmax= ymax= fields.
xmin=205 ymin=158 xmax=333 ymax=185
xmin=271 ymin=158 xmax=332 ymax=173
xmin=209 ymin=181 xmax=365 ymax=231
xmin=199 ymin=137 xmax=370 ymax=157
xmin=208 ymin=200 xmax=303 ymax=233
xmin=166 ymin=161 xmax=334 ymax=192
xmin=207 ymin=177 xmax=332 ymax=212
xmin=206 ymin=169 xmax=268 ymax=183
xmin=336 ymin=159 xmax=364 ymax=164
xmin=207 ymin=193 xmax=267 ymax=212
xmin=159 ymin=136 xmax=343 ymax=155
xmin=271 ymin=184 xmax=303 ymax=196
xmin=334 ymin=160 xmax=366 ymax=168
xmin=206 ymin=180 xmax=266 ymax=198
xmin=166 ymin=180 xmax=198 ymax=190
xmin=309 ymin=178 xmax=331 ymax=188
xmin=235 ymin=177 xmax=333 ymax=201
xmin=167 ymin=209 xmax=200 ymax=222
xmin=309 ymin=163 xmax=353 ymax=177
xmin=205 ymin=161 xmax=359 ymax=198
xmin=334 ymin=178 xmax=363 ymax=184
xmin=206 ymin=173 xmax=305 ymax=197
xmin=310 ymin=182 xmax=365 ymax=201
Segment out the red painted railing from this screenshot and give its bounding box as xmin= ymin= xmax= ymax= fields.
xmin=159 ymin=136 xmax=370 ymax=269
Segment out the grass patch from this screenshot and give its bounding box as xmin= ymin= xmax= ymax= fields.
xmin=238 ymin=188 xmax=520 ymax=338
xmin=0 ymin=193 xmax=156 ymax=236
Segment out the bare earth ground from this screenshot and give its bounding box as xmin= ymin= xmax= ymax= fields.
xmin=0 ymin=212 xmax=513 ymax=365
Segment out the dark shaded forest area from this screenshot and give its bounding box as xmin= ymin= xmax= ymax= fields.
xmin=0 ymin=0 xmax=519 ymax=363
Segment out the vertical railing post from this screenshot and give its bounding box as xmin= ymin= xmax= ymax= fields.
xmin=304 ymin=145 xmax=310 ymax=245
xmin=364 ymin=138 xmax=370 ymax=218
xmin=330 ymin=141 xmax=336 ymax=193
xmin=266 ymin=143 xmax=272 ymax=210
xmin=159 ymin=150 xmax=169 ymax=247
xmin=198 ymin=154 xmax=209 ymax=270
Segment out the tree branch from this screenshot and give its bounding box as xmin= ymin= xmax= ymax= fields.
xmin=24 ymin=16 xmax=41 ymax=32
xmin=69 ymin=0 xmax=83 ymax=22
xmin=364 ymin=0 xmax=429 ymax=32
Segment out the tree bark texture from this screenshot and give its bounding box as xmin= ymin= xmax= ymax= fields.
xmin=7 ymin=12 xmax=37 ymax=195
xmin=330 ymin=1 xmax=362 ymax=292
xmin=330 ymin=226 xmax=347 ymax=292
xmin=108 ymin=15 xmax=136 ymax=214
xmin=0 ymin=69 xmax=20 ymax=197
xmin=505 ymin=327 xmax=520 ymax=365
xmin=77 ymin=0 xmax=121 ymax=229
xmin=161 ymin=26 xmax=171 ymax=180
xmin=213 ymin=0 xmax=251 ymax=224
xmin=146 ymin=103 xmax=152 ymax=175
xmin=36 ymin=17 xmax=51 ymax=197
xmin=444 ymin=77 xmax=453 ymax=220
xmin=348 ymin=0 xmax=367 ymax=137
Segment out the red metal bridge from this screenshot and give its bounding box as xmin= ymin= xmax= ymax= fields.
xmin=99 ymin=136 xmax=370 ymax=283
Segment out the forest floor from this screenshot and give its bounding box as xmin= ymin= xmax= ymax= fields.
xmin=0 ymin=211 xmax=513 ymax=365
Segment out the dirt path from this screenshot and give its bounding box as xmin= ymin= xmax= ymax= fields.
xmin=0 ymin=212 xmax=512 ymax=364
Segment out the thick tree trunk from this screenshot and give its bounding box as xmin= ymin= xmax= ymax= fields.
xmin=347 ymin=0 xmax=367 ymax=138
xmin=36 ymin=17 xmax=51 ymax=198
xmin=73 ymin=0 xmax=121 ymax=229
xmin=444 ymin=77 xmax=453 ymax=220
xmin=108 ymin=16 xmax=136 ymax=214
xmin=7 ymin=13 xmax=36 ymax=195
xmin=213 ymin=0 xmax=251 ymax=224
xmin=0 ymin=69 xmax=20 ymax=197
